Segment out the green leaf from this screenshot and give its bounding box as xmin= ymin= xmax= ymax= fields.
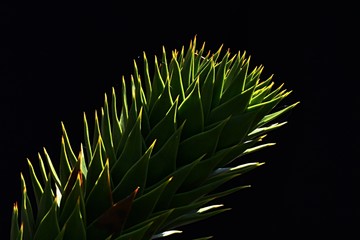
xmin=122 ymin=210 xmax=174 ymax=240
xmin=141 ymin=51 xmax=152 ymax=103
xmin=240 ymin=143 xmax=276 ymax=157
xmin=83 ymin=112 xmax=93 ymax=164
xmin=101 ymin=94 xmax=117 ymax=167
xmin=149 ymin=78 xmax=173 ymax=127
xmin=167 ymin=206 xmax=231 ymax=230
xmin=117 ymin=77 xmax=129 ymax=137
xmin=110 ymin=87 xmax=123 ymax=157
xmin=112 ymin=222 xmax=152 ymax=240
xmin=248 ymin=122 xmax=288 ymax=139
xmin=112 ymin=141 xmax=155 ymax=201
xmin=181 ymin=38 xmax=195 ymax=90
xmin=91 ymin=110 xmax=101 ymax=154
xmin=131 ymin=72 xmax=147 ymax=120
xmin=15 ymin=225 xmax=23 ymax=240
xmin=60 ymin=156 xmax=81 ymax=208
xmin=262 ymin=82 xmax=285 ymax=101
xmin=178 ymin=79 xmax=204 ymax=138
xmin=20 ymin=173 xmax=35 ymax=240
xmin=217 ymin=110 xmax=259 ymax=149
xmin=43 ymin=147 xmax=63 ymax=193
xmin=54 ymin=228 xmax=65 ymax=240
xmin=141 ymin=210 xmax=174 ymax=239
xmin=164 ymin=198 xmax=212 ymax=229
xmin=61 ymin=199 xmax=86 ymax=240
xmin=61 ymin=122 xmax=78 ymax=168
xmin=147 ymin=123 xmax=183 ymax=186
xmin=202 ymin=185 xmax=251 ymax=203
xmin=86 ymin=160 xmax=113 ymax=224
xmin=159 ymin=46 xmax=170 ymax=85
xmin=246 ymin=93 xmax=288 ymax=130
xmin=33 ymin=199 xmax=60 ymax=240
xmin=148 ymin=56 xmax=165 ymax=110
xmin=170 ymin=174 xmax=238 ymax=208
xmin=221 ymin=51 xmax=248 ymax=102
xmin=77 ymin=144 xmax=88 ymax=185
xmin=200 ymin=61 xmax=215 ymax=120
xmin=59 ymin=136 xmax=72 ymax=189
xmin=208 ymin=85 xmax=254 ymax=124
xmin=37 ymin=153 xmax=48 ymax=186
xmin=179 ymin=149 xmax=229 ymax=191
xmin=125 ymin=178 xmax=172 ymax=228
xmin=192 ymin=36 xmax=202 ymax=77
xmin=178 ymin=118 xmax=228 ymax=166
xmin=215 ymin=136 xmax=265 ymax=167
xmin=211 ymin=50 xmax=230 ymax=108
xmin=119 ymin=83 xmax=139 ymax=148
xmin=10 ymin=203 xmax=20 ymax=240
xmin=86 ymin=136 xmax=105 ymax=196
xmin=59 ymin=175 xmax=86 ymax=228
xmin=26 ymin=159 xmax=43 ymax=208
xmin=145 ymin=98 xmax=178 ymax=153
xmin=257 ymin=101 xmax=300 ymax=128
xmin=209 ymin=162 xmax=264 ymax=183
xmin=244 ymin=65 xmax=265 ymax=90
xmin=111 ymin=108 xmax=143 ymax=185
xmin=154 ymin=157 xmax=202 ymax=211
xmin=168 ymin=54 xmax=185 ymax=102
xmin=36 ymin=174 xmax=54 ymax=227
xmin=249 ymin=76 xmax=273 ymax=105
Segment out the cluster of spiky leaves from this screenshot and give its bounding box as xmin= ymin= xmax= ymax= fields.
xmin=11 ymin=36 xmax=299 ymax=240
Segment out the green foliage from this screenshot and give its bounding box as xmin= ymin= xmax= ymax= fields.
xmin=11 ymin=36 xmax=299 ymax=239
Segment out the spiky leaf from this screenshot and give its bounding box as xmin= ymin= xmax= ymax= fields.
xmin=11 ymin=36 xmax=299 ymax=239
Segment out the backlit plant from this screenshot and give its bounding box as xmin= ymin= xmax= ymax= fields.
xmin=10 ymin=36 xmax=299 ymax=239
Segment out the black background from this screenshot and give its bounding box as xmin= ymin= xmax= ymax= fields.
xmin=1 ymin=2 xmax=359 ymax=239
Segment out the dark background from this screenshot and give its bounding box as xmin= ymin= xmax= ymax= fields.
xmin=1 ymin=2 xmax=359 ymax=239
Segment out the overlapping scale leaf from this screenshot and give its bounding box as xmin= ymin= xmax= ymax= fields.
xmin=177 ymin=80 xmax=204 ymax=138
xmin=11 ymin=203 xmax=20 ymax=240
xmin=101 ymin=94 xmax=117 ymax=168
xmin=35 ymin=173 xmax=54 ymax=227
xmin=112 ymin=141 xmax=155 ymax=200
xmin=26 ymin=159 xmax=43 ymax=208
xmin=125 ymin=178 xmax=172 ymax=228
xmin=110 ymin=108 xmax=143 ymax=186
xmin=20 ymin=173 xmax=35 ymax=240
xmin=177 ymin=117 xmax=228 ymax=166
xmin=145 ymin=98 xmax=178 ymax=153
xmin=32 ymin=199 xmax=60 ymax=240
xmin=168 ymin=51 xmax=185 ymax=102
xmin=146 ymin=124 xmax=184 ymax=186
xmin=60 ymin=199 xmax=86 ymax=240
xmin=59 ymin=174 xmax=86 ymax=228
xmin=85 ymin=160 xmax=113 ymax=225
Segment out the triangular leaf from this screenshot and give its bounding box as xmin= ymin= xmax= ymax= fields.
xmin=86 ymin=160 xmax=113 ymax=224
xmin=111 ymin=108 xmax=143 ymax=185
xmin=61 ymin=199 xmax=86 ymax=240
xmin=20 ymin=173 xmax=35 ymax=240
xmin=147 ymin=123 xmax=183 ymax=186
xmin=27 ymin=159 xmax=43 ymax=208
xmin=33 ymin=199 xmax=60 ymax=240
xmin=178 ymin=79 xmax=204 ymax=138
xmin=178 ymin=118 xmax=228 ymax=166
xmin=125 ymin=178 xmax=172 ymax=228
xmin=112 ymin=141 xmax=155 ymax=201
